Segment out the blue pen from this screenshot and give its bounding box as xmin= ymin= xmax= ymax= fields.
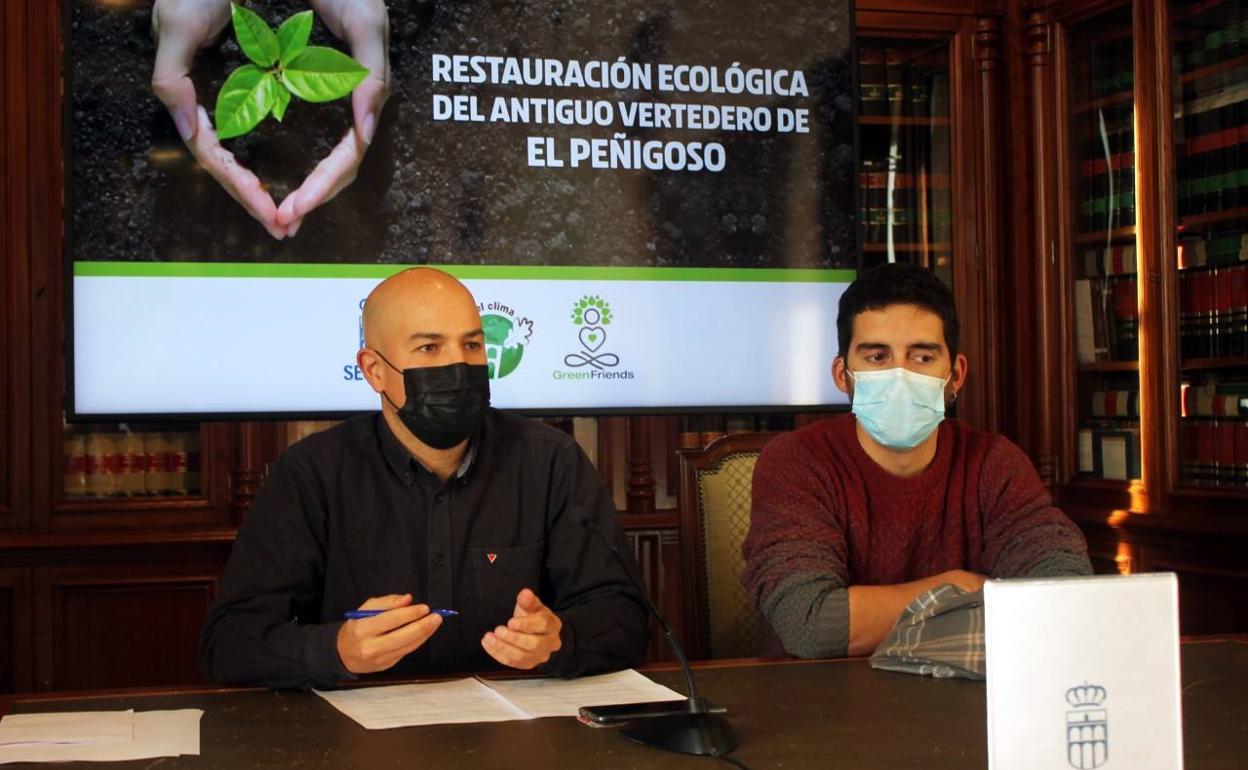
xmin=344 ymin=608 xmax=458 ymax=620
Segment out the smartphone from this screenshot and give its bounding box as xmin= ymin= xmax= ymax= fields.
xmin=577 ymin=700 xmax=725 ymax=725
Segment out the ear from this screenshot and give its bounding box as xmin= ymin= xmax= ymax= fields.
xmin=949 ymin=353 xmax=969 ymax=397
xmin=357 ymin=348 xmax=388 ymax=396
xmin=832 ymin=357 xmax=851 ymax=395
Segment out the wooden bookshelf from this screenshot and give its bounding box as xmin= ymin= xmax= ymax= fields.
xmin=1180 ymin=356 xmax=1248 ymax=371
xmin=1178 ymin=206 xmax=1248 ymax=231
xmin=1078 ymin=361 xmax=1141 ymax=372
xmin=1074 ymin=226 xmax=1137 ymax=244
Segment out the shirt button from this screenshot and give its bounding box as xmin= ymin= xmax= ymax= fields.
xmin=434 ymin=554 xmax=446 ymax=567
xmin=434 ymin=493 xmax=445 ymax=503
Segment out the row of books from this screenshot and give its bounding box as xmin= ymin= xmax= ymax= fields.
xmin=858 ymin=159 xmax=953 ymax=245
xmin=1078 ymin=120 xmax=1135 ymax=233
xmin=1172 ymin=12 xmax=1248 ymax=73
xmin=1089 ymin=389 xmax=1140 ymax=418
xmin=1180 ymin=419 xmax=1248 ymax=487
xmin=1175 ymin=88 xmax=1248 ymax=217
xmin=1074 ymin=278 xmax=1140 ymax=363
xmin=1182 ymin=378 xmax=1248 ymax=416
xmin=1178 ymin=264 xmax=1248 ymax=359
xmin=858 ymin=49 xmax=949 ymax=118
xmin=64 ymin=430 xmax=201 ymax=497
xmin=1081 ymin=244 xmax=1137 ymax=278
xmin=1179 ymin=232 xmax=1248 ymax=268
xmin=677 ymin=414 xmax=795 ymax=449
xmin=1077 ymin=422 xmax=1140 ymax=481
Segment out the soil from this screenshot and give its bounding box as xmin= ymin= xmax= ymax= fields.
xmin=69 ymin=0 xmax=855 ymax=268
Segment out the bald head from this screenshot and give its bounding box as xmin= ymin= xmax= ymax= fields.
xmin=362 ymin=267 xmax=481 ymax=351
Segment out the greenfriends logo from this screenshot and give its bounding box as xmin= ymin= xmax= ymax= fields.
xmin=555 ymin=295 xmax=634 ymax=380
xmin=479 ymin=301 xmax=534 ymax=379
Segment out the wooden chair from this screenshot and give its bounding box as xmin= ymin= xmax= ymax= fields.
xmin=678 ymin=432 xmax=778 ymax=660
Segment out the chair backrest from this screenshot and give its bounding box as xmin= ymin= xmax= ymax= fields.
xmin=678 ymin=432 xmax=778 ymax=660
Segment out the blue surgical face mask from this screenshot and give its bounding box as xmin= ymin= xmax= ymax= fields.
xmin=847 ymin=367 xmax=951 ymax=451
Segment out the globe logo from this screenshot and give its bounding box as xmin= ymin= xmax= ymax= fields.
xmin=482 ymin=312 xmax=533 ymax=379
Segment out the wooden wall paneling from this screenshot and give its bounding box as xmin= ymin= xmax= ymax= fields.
xmin=227 ymin=422 xmax=289 ymax=524
xmin=29 ymin=0 xmax=63 ymax=530
xmin=624 ymin=527 xmax=680 ymax=663
xmin=949 ymin=14 xmax=991 ymax=433
xmin=1024 ymin=8 xmax=1066 ymax=491
xmin=651 ymin=416 xmax=678 ymax=510
xmin=625 ymin=418 xmax=656 ymax=515
xmin=1139 ymin=545 xmax=1248 ymax=635
xmin=33 ymin=561 xmax=223 ymax=691
xmin=0 ymin=568 xmax=33 ymax=693
xmin=970 ymin=14 xmax=1006 ymax=435
xmin=1 ymin=0 xmax=34 ymax=530
xmin=1000 ymin=1 xmax=1037 ymax=453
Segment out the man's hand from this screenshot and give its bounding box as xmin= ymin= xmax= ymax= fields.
xmin=481 ymin=588 xmax=563 ymax=670
xmin=935 ymin=569 xmax=988 ymax=593
xmin=847 ymin=570 xmax=988 ymax=657
xmin=336 ymin=593 xmax=443 ymax=674
xmin=276 ymin=0 xmax=390 ymax=236
xmin=151 ymin=0 xmax=286 ymax=239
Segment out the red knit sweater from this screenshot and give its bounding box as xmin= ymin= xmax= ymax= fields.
xmin=742 ymin=414 xmax=1090 ymax=650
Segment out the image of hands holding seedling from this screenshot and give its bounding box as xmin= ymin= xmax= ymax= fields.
xmin=151 ymin=0 xmax=390 ymax=239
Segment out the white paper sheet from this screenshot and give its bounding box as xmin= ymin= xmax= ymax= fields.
xmin=480 ymin=669 xmax=685 ymax=718
xmin=316 ymin=678 xmax=531 ymax=729
xmin=0 ymin=710 xmax=134 ymax=746
xmin=316 ymin=669 xmax=685 ymax=729
xmin=0 ymin=710 xmax=202 ymax=765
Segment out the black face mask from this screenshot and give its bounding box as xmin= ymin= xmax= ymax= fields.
xmin=373 ymin=353 xmax=491 ymax=450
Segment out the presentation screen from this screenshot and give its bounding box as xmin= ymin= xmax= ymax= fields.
xmin=68 ymin=0 xmax=857 ymax=417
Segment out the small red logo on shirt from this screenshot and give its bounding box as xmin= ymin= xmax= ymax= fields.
xmin=487 ymin=553 xmax=497 ymax=564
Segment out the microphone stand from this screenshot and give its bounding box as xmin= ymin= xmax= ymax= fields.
xmin=583 ymin=518 xmax=738 ymax=757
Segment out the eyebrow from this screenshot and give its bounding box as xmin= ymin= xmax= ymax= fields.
xmin=405 ymin=329 xmax=484 ymax=344
xmin=854 ymin=341 xmax=945 ymax=352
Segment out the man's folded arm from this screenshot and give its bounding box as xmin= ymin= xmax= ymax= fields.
xmin=743 ymin=435 xmax=857 ymax=659
xmin=979 ymin=437 xmax=1094 ymax=579
xmin=538 ymin=438 xmax=650 ymax=678
xmin=198 ymin=452 xmax=346 ymax=689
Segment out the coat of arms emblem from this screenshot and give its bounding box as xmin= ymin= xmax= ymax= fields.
xmin=1065 ymin=683 xmax=1109 ymax=769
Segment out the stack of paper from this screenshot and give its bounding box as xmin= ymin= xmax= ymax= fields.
xmin=317 ymin=668 xmax=685 ymax=729
xmin=0 ymin=708 xmax=202 ymax=764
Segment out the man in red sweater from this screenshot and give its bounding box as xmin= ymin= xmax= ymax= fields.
xmin=742 ymin=264 xmax=1091 ymax=658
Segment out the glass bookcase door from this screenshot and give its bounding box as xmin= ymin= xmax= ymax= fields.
xmin=857 ymin=37 xmax=953 ymax=286
xmin=1067 ymin=6 xmax=1143 ymax=485
xmin=1170 ymin=0 xmax=1248 ymax=491
xmin=60 ymin=421 xmax=203 ymax=502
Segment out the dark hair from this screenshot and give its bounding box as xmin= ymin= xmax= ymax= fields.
xmin=836 ymin=263 xmax=960 ymax=359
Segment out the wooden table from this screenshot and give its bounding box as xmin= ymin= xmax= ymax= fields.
xmin=2 ymin=639 xmax=1244 ymax=769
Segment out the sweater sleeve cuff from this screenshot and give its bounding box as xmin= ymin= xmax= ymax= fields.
xmin=303 ymin=621 xmax=356 ymax=688
xmin=760 ymin=573 xmax=849 ymax=659
xmin=814 ymin=587 xmax=850 ymax=658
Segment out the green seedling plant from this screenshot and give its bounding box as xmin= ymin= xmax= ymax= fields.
xmin=215 ymin=3 xmax=368 ymax=139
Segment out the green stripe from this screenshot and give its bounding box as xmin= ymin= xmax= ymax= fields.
xmin=73 ymin=261 xmax=857 ymax=283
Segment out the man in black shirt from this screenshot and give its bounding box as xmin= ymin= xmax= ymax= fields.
xmin=199 ymin=268 xmax=649 ymax=689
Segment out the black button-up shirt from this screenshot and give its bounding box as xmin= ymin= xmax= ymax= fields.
xmin=199 ymin=410 xmax=649 ymax=689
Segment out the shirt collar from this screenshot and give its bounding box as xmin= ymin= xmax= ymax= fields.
xmin=376 ymin=413 xmax=479 ymax=485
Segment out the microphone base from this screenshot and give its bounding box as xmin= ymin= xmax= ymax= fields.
xmin=618 ymin=710 xmax=738 ymax=757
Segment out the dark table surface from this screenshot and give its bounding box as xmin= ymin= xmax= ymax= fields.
xmin=2 ymin=639 xmax=1245 ymax=769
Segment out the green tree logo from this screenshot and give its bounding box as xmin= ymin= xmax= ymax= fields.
xmin=482 ymin=313 xmax=533 ymax=379
xmin=572 ymin=295 xmax=613 ymax=329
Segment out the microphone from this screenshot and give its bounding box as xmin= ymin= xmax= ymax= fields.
xmin=581 ymin=515 xmax=738 ymax=757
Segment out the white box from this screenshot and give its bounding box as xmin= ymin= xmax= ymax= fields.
xmin=985 ymin=573 xmax=1183 ymax=770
